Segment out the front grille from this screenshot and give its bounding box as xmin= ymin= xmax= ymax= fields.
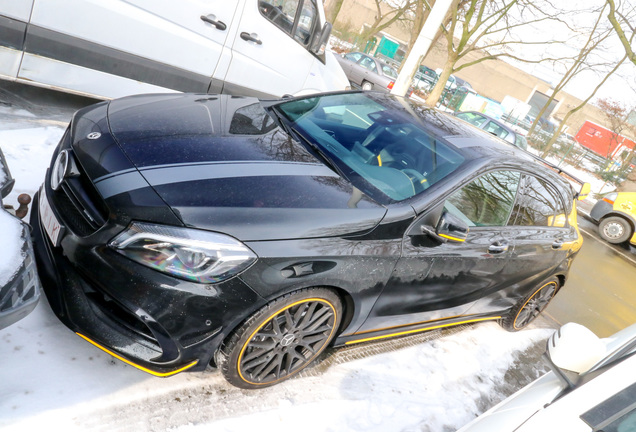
xmin=49 ymin=148 xmax=108 ymax=237
xmin=0 ymin=229 xmax=40 ymax=313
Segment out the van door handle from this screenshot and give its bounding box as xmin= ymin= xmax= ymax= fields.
xmin=240 ymin=32 xmax=263 ymax=45
xmin=200 ymin=15 xmax=227 ymax=31
xmin=488 ymin=241 xmax=509 ymax=254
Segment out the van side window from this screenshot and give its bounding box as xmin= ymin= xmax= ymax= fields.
xmin=259 ymin=0 xmax=317 ymax=47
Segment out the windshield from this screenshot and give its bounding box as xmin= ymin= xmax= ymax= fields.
xmin=274 ymin=92 xmax=465 ymax=202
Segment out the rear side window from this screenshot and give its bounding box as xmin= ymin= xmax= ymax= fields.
xmin=510 ymin=175 xmax=566 ymax=227
xmin=445 ymin=170 xmax=521 ymax=227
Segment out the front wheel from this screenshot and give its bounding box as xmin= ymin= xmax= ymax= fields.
xmin=501 ymin=277 xmax=559 ymax=331
xmin=216 ymin=288 xmax=342 ymax=389
xmin=599 ymin=216 xmax=632 ymax=244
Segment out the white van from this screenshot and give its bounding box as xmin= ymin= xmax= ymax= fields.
xmin=0 ymin=0 xmax=349 ymax=99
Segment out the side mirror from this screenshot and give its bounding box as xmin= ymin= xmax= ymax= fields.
xmin=436 ymin=211 xmax=469 ymax=243
xmin=311 ymin=22 xmax=332 ymax=56
xmin=544 ymin=323 xmax=606 ymax=388
xmin=0 ymin=147 xmax=15 ymax=199
xmin=577 ymin=182 xmax=591 ymax=201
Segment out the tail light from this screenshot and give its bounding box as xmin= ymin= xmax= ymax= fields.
xmin=387 ymin=81 xmax=394 ymax=90
xmin=602 ymin=192 xmax=617 ymax=205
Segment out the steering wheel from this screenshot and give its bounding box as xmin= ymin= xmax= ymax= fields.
xmin=401 ymin=168 xmax=429 ymax=191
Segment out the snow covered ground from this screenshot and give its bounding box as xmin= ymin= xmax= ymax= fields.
xmin=0 ymin=97 xmax=592 ymax=432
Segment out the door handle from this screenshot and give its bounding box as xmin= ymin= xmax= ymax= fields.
xmin=240 ymin=32 xmax=263 ymax=45
xmin=488 ymin=241 xmax=509 ymax=254
xmin=200 ymin=14 xmax=227 ymax=31
xmin=552 ymin=240 xmax=564 ymax=249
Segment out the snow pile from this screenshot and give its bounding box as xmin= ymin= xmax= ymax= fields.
xmin=0 ymin=210 xmax=25 ymax=286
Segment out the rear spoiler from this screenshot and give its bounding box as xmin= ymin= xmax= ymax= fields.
xmin=528 ymin=152 xmax=591 ymax=201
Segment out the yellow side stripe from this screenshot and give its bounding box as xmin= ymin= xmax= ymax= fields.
xmin=438 ymin=233 xmax=466 ymax=242
xmin=377 ymin=155 xmax=382 ymax=166
xmin=344 ymin=317 xmax=500 ymax=345
xmin=76 ymin=333 xmax=198 ymax=377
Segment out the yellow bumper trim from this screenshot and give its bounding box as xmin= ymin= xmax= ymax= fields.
xmin=76 ymin=333 xmax=198 ymax=377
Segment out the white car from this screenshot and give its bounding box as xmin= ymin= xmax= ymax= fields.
xmin=0 ymin=0 xmax=349 ymax=99
xmin=458 ymin=322 xmax=636 ymax=431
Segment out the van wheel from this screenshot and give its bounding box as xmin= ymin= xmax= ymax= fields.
xmin=362 ymin=81 xmax=373 ymax=91
xmin=501 ymin=278 xmax=558 ymax=331
xmin=216 ymin=288 xmax=342 ymax=389
xmin=599 ymin=216 xmax=632 ymax=244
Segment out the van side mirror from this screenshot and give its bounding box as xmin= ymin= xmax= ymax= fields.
xmin=0 ymin=148 xmax=15 ymax=199
xmin=544 ymin=323 xmax=606 ymax=388
xmin=311 ymin=22 xmax=332 ymax=56
xmin=436 ymin=211 xmax=469 ymax=243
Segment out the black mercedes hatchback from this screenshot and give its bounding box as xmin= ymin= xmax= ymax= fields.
xmin=32 ymin=91 xmax=584 ymax=388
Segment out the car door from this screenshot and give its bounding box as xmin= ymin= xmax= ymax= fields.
xmin=0 ymin=0 xmax=33 ymax=79
xmin=358 ymin=170 xmax=522 ymax=333
xmin=339 ymin=52 xmax=362 ymax=77
xmin=221 ymin=0 xmax=321 ymax=98
xmin=19 ymin=0 xmax=240 ymax=98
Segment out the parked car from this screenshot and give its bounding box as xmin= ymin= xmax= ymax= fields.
xmin=336 ymin=52 xmax=401 ymax=92
xmin=32 ymin=90 xmax=585 ymax=389
xmin=0 ymin=148 xmax=41 ymax=330
xmin=455 ymin=111 xmax=529 ymax=150
xmin=413 ymin=65 xmax=438 ymax=89
xmin=0 ymin=0 xmax=348 ymax=99
xmin=458 ymin=322 xmax=636 ymax=431
xmin=590 ymin=192 xmax=636 ymax=245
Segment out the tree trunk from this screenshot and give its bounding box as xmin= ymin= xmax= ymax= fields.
xmin=424 ymin=56 xmax=455 ymax=107
xmin=326 ymin=0 xmax=345 ymax=24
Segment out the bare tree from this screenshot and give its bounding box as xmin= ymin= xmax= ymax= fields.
xmin=326 ymin=0 xmax=346 ymax=24
xmin=538 ymin=55 xmax=627 ymax=159
xmin=527 ymin=5 xmax=615 ymax=138
xmin=423 ymin=0 xmax=571 ymax=107
xmin=357 ymin=0 xmax=417 ymax=50
xmin=607 ymin=0 xmax=636 ymax=66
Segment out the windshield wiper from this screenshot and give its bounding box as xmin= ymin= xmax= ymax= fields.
xmin=290 ymin=127 xmax=348 ymax=179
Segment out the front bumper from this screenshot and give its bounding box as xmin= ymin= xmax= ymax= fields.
xmin=31 ymin=185 xmax=266 ymax=376
xmin=0 ymin=213 xmax=40 ymax=330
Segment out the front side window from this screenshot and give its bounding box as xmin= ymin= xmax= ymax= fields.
xmin=359 ymin=57 xmax=378 ymax=73
xmin=259 ymin=0 xmax=317 ymax=46
xmin=511 ymin=175 xmax=566 ymax=227
xmin=345 ymin=52 xmax=363 ymax=63
xmin=484 ymin=121 xmax=509 ymax=140
xmin=445 ymin=171 xmax=521 ymax=227
xmin=456 ymin=112 xmax=487 ymax=127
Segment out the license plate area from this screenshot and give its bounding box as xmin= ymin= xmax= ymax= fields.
xmin=39 ymin=186 xmax=65 ymax=247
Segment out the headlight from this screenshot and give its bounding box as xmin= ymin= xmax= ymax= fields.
xmin=109 ymin=222 xmax=257 ymax=283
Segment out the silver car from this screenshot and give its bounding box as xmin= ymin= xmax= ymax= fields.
xmin=336 ymin=52 xmax=399 ymax=92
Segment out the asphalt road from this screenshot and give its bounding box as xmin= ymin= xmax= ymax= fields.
xmin=545 ymin=209 xmax=636 ymax=337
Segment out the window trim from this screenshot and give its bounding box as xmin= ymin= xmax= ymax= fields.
xmin=258 ymin=0 xmax=321 ymax=51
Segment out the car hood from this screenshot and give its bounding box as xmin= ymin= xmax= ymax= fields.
xmin=93 ymin=93 xmax=386 ymax=241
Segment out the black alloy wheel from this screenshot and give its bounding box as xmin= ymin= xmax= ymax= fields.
xmin=501 ymin=278 xmax=559 ymax=331
xmin=216 ymin=288 xmax=342 ymax=389
xmin=599 ymin=216 xmax=632 ymax=244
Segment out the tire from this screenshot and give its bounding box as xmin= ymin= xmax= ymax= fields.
xmin=216 ymin=288 xmax=342 ymax=389
xmin=361 ymin=81 xmax=373 ymax=91
xmin=598 ymin=216 xmax=632 ymax=244
xmin=501 ymin=277 xmax=559 ymax=332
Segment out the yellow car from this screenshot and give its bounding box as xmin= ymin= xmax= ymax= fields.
xmin=590 ymin=192 xmax=636 ymax=245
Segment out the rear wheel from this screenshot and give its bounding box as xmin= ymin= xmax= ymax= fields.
xmin=362 ymin=81 xmax=373 ymax=91
xmin=216 ymin=288 xmax=342 ymax=389
xmin=501 ymin=277 xmax=559 ymax=331
xmin=599 ymin=216 xmax=632 ymax=244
